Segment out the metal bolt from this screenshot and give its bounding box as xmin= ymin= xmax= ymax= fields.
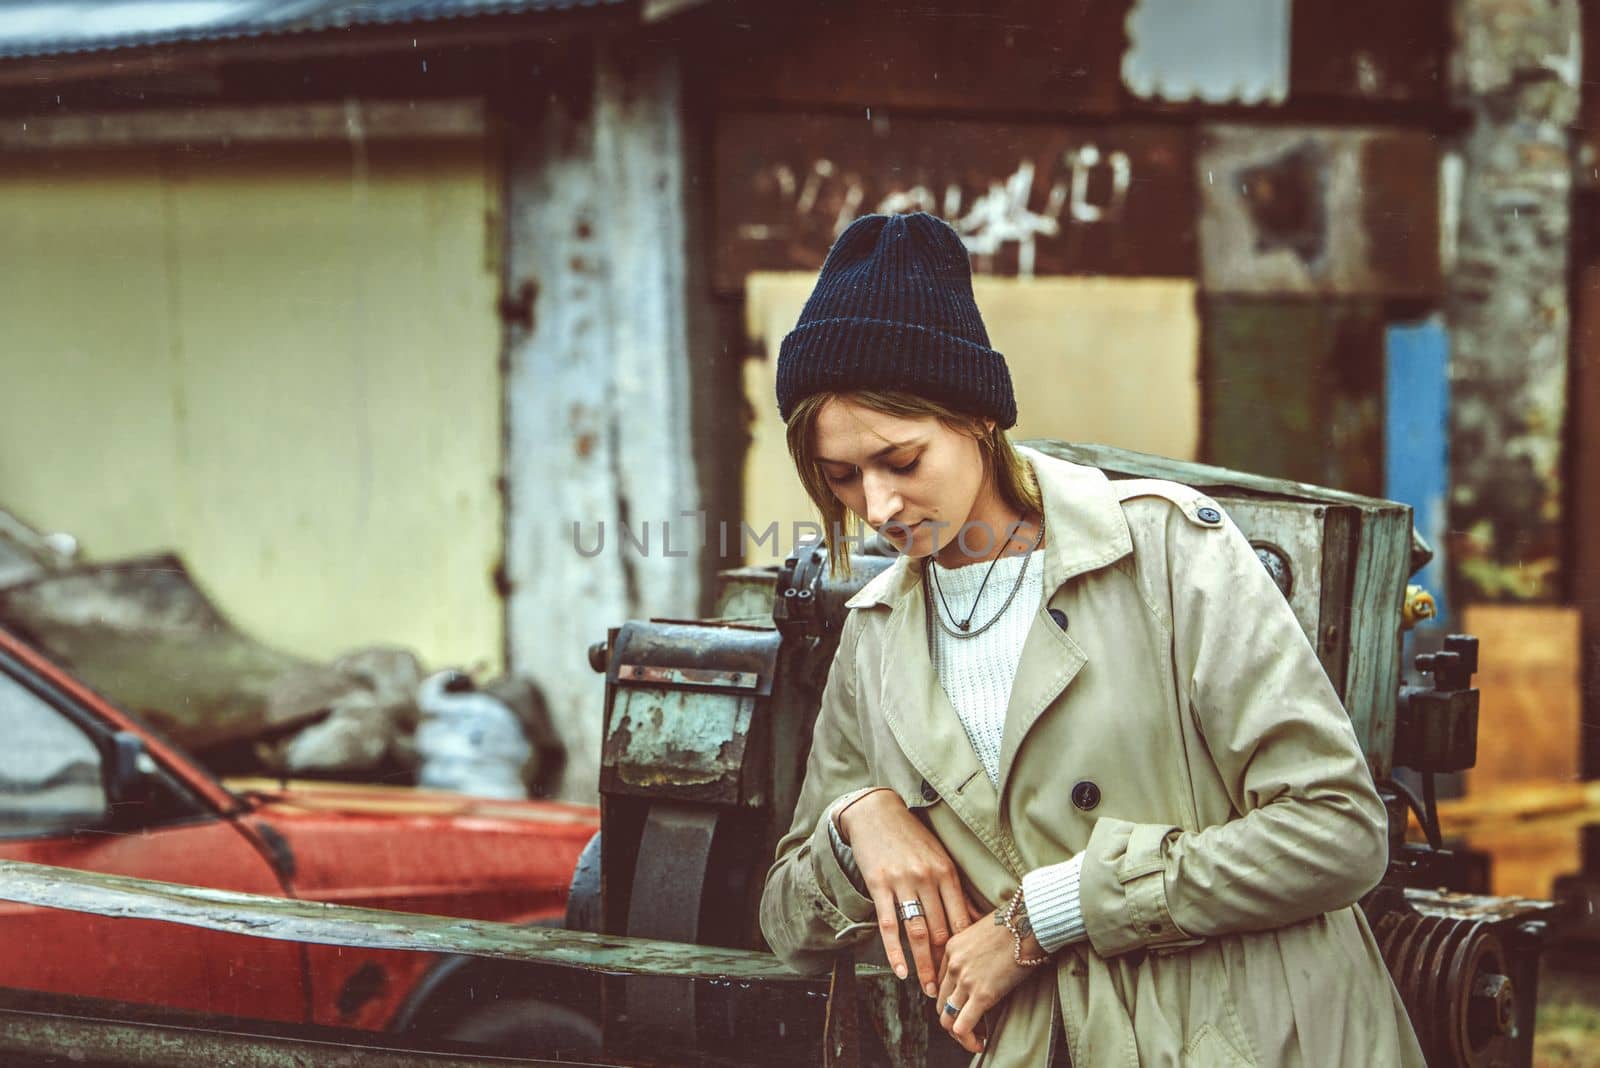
xmin=1469 ymin=973 xmax=1516 ymax=1037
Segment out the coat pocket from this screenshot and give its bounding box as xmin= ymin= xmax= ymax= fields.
xmin=1182 ymin=1022 xmax=1255 ymax=1067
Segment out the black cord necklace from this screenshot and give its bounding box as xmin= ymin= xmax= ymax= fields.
xmin=925 ymin=514 xmax=1045 ymax=639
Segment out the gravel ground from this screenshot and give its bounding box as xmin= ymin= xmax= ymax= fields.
xmin=1536 ymin=955 xmax=1600 ymax=1068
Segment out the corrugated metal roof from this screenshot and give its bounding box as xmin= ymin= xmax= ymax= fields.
xmin=0 ymin=0 xmax=627 ymax=61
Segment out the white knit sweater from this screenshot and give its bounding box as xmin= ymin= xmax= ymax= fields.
xmin=830 ymin=549 xmax=1086 ymax=953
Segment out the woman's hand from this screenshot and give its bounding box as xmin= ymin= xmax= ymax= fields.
xmin=837 ymin=789 xmax=980 ymax=997
xmin=935 ymin=906 xmax=1045 ymax=1054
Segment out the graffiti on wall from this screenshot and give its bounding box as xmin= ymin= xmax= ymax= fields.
xmin=746 ymin=147 xmax=1132 ymax=277
xmin=714 ymin=116 xmax=1194 ymax=290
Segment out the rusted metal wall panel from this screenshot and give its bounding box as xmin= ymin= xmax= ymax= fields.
xmin=713 ymin=0 xmax=1126 ymax=117
xmin=714 ymin=114 xmax=1195 ymax=291
xmin=1202 ymin=298 xmax=1386 ymax=496
xmin=1197 ymin=124 xmax=1441 ymax=297
xmin=1288 ymin=0 xmax=1448 ymax=106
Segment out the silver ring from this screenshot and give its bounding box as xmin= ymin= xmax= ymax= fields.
xmin=897 ymin=899 xmax=925 ymax=922
xmin=944 ymin=1000 xmax=961 ymax=1017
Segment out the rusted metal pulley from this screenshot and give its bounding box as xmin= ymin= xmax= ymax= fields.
xmin=1373 ymin=913 xmax=1519 ymax=1067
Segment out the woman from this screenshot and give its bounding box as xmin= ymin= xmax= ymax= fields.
xmin=758 ymin=213 xmax=1424 ymax=1067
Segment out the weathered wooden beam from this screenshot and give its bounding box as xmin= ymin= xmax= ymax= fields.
xmin=501 ymin=41 xmax=701 ymax=802
xmin=1343 ymin=504 xmax=1411 ymax=774
xmin=0 ymin=859 xmax=860 ymax=985
xmin=0 ymin=99 xmax=485 ymax=150
xmin=0 ymin=998 xmax=587 ymax=1068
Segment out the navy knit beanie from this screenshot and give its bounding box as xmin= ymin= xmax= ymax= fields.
xmin=775 ymin=212 xmax=1017 ymax=428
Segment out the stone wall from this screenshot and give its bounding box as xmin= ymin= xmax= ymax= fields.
xmin=1446 ymin=0 xmax=1580 ymax=604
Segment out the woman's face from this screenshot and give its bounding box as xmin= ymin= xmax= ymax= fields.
xmin=811 ymin=395 xmax=991 ymax=560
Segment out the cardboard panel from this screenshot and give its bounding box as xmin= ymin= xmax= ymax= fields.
xmin=1459 ymin=605 xmax=1583 ymax=898
xmin=1464 ymin=605 xmax=1582 ymax=789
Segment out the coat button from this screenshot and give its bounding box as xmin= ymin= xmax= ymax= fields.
xmin=1071 ymin=780 xmax=1100 ymax=811
xmin=1196 ymin=506 xmax=1222 ymax=525
xmin=920 ymin=778 xmax=938 ymax=803
xmin=1048 ymin=608 xmax=1069 ymax=632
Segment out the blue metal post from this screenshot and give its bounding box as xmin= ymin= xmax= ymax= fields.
xmin=1385 ymin=316 xmax=1451 ymax=628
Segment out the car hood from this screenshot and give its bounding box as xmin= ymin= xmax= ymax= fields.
xmin=226 ymin=777 xmax=598 ymax=827
xmin=223 ymin=777 xmax=598 ymax=922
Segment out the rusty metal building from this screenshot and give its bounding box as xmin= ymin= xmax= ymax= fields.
xmin=0 ymin=0 xmax=1592 ymax=840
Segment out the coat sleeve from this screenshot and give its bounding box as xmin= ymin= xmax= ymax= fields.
xmin=759 ymin=609 xmax=881 ymax=975
xmin=1078 ymin=499 xmax=1390 ymax=959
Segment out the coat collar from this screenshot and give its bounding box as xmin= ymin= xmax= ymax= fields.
xmin=843 ymin=445 xmax=1133 ymax=610
xmin=843 ymin=446 xmax=1133 ymax=857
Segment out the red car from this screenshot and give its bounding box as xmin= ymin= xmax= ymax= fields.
xmin=0 ymin=624 xmax=601 ymax=1051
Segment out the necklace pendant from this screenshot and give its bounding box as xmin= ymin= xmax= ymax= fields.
xmin=958 ymin=620 xmax=971 ymax=632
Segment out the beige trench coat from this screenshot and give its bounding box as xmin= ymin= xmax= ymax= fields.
xmin=760 ymin=447 xmax=1425 ymax=1067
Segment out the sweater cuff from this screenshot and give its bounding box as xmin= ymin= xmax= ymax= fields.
xmin=1022 ymin=854 xmax=1088 ymax=953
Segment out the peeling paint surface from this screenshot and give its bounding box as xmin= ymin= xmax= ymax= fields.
xmin=1198 ymin=125 xmax=1441 ymax=296
xmin=503 ymin=46 xmax=701 ymax=802
xmin=1446 ymin=0 xmax=1579 ymax=605
xmin=604 ymin=689 xmax=752 ymax=789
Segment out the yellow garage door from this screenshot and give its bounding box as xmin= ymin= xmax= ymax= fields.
xmin=0 ymin=141 xmax=504 ymax=672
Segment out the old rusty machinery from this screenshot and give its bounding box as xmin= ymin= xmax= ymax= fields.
xmin=1362 ymin=629 xmax=1561 ymax=1068
xmin=573 ymin=443 xmax=1564 ymax=1068
xmin=580 ymin=544 xmax=896 ymax=1063
xmin=1371 ymin=907 xmax=1521 ymax=1067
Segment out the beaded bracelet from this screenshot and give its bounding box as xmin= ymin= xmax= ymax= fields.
xmin=1000 ymin=890 xmax=1051 ymax=968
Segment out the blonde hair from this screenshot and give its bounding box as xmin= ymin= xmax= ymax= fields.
xmin=785 ymin=390 xmax=1042 ymax=577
